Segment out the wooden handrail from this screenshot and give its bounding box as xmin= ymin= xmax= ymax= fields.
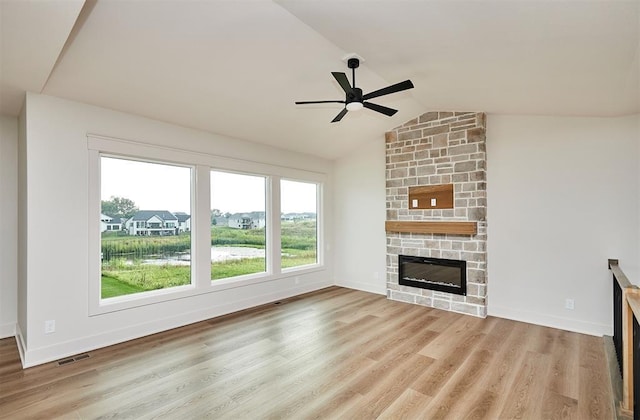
xmin=627 ymin=295 xmax=640 ymax=319
xmin=610 ymin=259 xmax=634 ymax=289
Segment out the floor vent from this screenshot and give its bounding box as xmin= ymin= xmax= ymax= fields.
xmin=57 ymin=353 xmax=90 ymax=366
xmin=274 ymin=301 xmax=282 ymax=305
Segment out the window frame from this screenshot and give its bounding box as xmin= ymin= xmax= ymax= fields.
xmin=88 ymin=134 xmax=326 ymax=316
xmin=280 ymin=178 xmax=322 ymax=272
xmin=209 ymin=169 xmax=270 ymax=283
xmin=89 ymin=147 xmax=199 ymax=315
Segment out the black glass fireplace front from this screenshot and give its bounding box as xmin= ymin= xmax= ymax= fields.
xmin=398 ymin=255 xmax=466 ymax=296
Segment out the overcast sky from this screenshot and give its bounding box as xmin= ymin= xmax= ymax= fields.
xmin=101 ymin=157 xmax=317 ymax=214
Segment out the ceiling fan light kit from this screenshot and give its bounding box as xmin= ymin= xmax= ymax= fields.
xmin=346 ymin=101 xmax=363 ymax=111
xmin=295 ymin=56 xmax=414 ymax=123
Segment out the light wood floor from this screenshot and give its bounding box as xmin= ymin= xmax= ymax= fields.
xmin=0 ymin=287 xmax=614 ymax=419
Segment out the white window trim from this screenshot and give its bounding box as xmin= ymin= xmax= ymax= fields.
xmin=210 ymin=169 xmax=271 ymax=280
xmin=88 ymin=134 xmax=326 ymax=316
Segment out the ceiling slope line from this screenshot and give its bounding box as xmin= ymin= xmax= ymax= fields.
xmin=41 ymin=0 xmax=96 ymax=94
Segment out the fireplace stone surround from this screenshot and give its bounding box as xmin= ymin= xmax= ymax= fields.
xmin=386 ymin=111 xmax=487 ymax=317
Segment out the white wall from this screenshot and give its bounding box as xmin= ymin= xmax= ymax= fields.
xmin=18 ymin=93 xmax=334 ymax=367
xmin=486 ymin=114 xmax=640 ymax=335
xmin=333 ymin=113 xmax=639 ymax=336
xmin=333 ymin=138 xmax=387 ymax=295
xmin=0 ymin=115 xmax=18 ymax=338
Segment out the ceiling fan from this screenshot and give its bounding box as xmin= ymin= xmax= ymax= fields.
xmin=295 ymin=57 xmax=414 ymax=123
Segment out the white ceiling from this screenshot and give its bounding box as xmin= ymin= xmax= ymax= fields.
xmin=1 ymin=0 xmax=638 ymax=160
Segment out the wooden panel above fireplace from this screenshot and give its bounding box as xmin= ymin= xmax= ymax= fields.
xmin=385 ymin=220 xmax=477 ymax=235
xmin=408 ymin=184 xmax=454 ymax=209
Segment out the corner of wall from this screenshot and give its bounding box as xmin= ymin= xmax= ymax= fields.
xmin=0 ymin=114 xmax=19 ymax=339
xmin=17 ymin=101 xmax=28 ymax=346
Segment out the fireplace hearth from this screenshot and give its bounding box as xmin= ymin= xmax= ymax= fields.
xmin=399 ymin=255 xmax=466 ymax=296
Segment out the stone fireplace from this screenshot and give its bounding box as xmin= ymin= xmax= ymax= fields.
xmin=385 ymin=111 xmax=487 ymax=317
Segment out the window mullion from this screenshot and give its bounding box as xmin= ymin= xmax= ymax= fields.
xmin=194 ymin=164 xmax=211 ymax=288
xmin=269 ymin=176 xmax=282 ymax=276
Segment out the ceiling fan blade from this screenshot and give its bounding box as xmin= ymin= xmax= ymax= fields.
xmin=362 ymin=80 xmax=414 ymax=101
xmin=331 ymin=108 xmax=348 ymax=123
xmin=363 ymin=102 xmax=398 ymax=116
xmin=295 ymin=100 xmax=346 ymax=105
xmin=332 ymin=72 xmax=352 ymax=94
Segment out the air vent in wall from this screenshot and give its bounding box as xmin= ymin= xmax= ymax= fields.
xmin=57 ymin=353 xmax=90 ymax=366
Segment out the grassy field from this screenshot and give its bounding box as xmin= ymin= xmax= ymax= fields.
xmin=101 ymin=222 xmax=316 ymax=299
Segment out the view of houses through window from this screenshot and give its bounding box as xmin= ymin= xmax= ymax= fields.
xmin=99 ymin=156 xmax=320 ymax=300
xmin=281 ymin=179 xmax=318 ymax=268
xmin=100 ymin=156 xmax=192 ymax=299
xmin=210 ymin=171 xmax=267 ymax=280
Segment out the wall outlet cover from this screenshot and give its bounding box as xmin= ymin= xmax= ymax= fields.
xmin=45 ymin=320 xmax=56 ymax=334
xmin=565 ymin=299 xmax=575 ymax=310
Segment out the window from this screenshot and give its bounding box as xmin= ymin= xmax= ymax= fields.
xmin=210 ymin=171 xmax=267 ymax=280
xmin=90 ymin=135 xmax=327 ymax=314
xmin=100 ymin=156 xmax=192 ymax=299
xmin=281 ymin=179 xmax=318 ymax=269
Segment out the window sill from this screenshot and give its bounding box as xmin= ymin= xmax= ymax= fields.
xmin=90 ymin=265 xmax=326 ymax=316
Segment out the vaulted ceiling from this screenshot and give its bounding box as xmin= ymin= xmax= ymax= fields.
xmin=1 ymin=0 xmax=638 ymax=159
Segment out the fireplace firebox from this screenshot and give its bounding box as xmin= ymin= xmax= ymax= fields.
xmin=398 ymin=255 xmax=466 ymax=296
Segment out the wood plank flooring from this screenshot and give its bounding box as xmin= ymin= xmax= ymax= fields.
xmin=0 ymin=287 xmax=614 ymax=419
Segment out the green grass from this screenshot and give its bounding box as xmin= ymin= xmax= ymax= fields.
xmin=101 ymin=275 xmax=146 ymax=299
xmin=208 ymin=249 xmax=317 ymax=280
xmin=212 ymin=226 xmax=266 ymax=247
xmin=211 ymin=258 xmax=266 ymax=280
xmin=281 ymin=221 xmax=317 ymax=250
xmin=281 ymin=249 xmax=317 ymax=268
xmin=101 ymin=258 xmax=191 ymax=295
xmin=101 ymin=221 xmax=317 ymax=298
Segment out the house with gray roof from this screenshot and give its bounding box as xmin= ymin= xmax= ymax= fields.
xmin=124 ymin=210 xmax=179 ymax=236
xmin=174 ymin=212 xmax=191 ymax=233
xmin=100 ymin=214 xmax=123 ymax=232
xmin=228 ymin=212 xmax=265 ymax=230
xmin=106 ymin=216 xmax=123 ymax=232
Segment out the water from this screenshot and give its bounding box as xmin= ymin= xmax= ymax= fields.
xmin=116 ymin=246 xmax=265 ymax=266
xmin=211 ymin=246 xmax=265 ymax=262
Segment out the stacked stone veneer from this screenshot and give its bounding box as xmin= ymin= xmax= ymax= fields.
xmin=386 ymin=111 xmax=487 ymax=317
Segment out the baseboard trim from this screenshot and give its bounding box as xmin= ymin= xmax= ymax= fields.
xmin=15 ymin=324 xmax=26 ymax=367
xmin=488 ymin=304 xmax=610 ymax=337
xmin=335 ymin=279 xmax=385 ymax=296
xmin=20 ymin=281 xmax=331 ymax=368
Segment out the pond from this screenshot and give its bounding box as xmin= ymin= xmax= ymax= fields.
xmin=112 ymin=246 xmax=266 ymax=266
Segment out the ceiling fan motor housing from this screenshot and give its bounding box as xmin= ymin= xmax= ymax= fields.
xmin=347 ymin=58 xmax=360 ymax=69
xmin=347 ymin=87 xmax=363 ymax=104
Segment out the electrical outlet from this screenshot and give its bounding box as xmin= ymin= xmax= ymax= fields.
xmin=430 ymin=198 xmax=437 ymax=206
xmin=295 ymin=277 xmax=300 ymax=285
xmin=412 ymin=199 xmax=418 ymax=208
xmin=565 ymin=299 xmax=575 ymax=310
xmin=45 ymin=320 xmax=56 ymax=334
xmin=373 ymin=271 xmax=379 ymax=280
